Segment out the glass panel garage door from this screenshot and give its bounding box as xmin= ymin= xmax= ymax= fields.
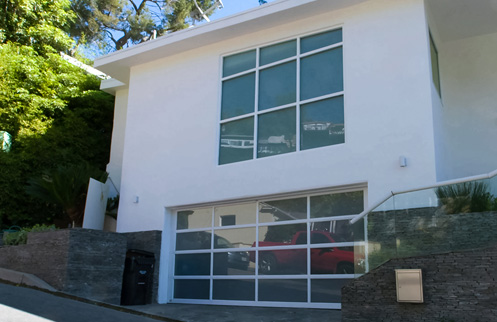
xmin=172 ymin=190 xmax=365 ymax=308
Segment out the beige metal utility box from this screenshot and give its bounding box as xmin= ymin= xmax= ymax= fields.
xmin=395 ymin=269 xmax=424 ymax=303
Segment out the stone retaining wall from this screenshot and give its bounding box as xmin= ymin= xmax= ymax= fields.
xmin=342 ymin=246 xmax=497 ymax=321
xmin=0 ymin=229 xmax=162 ymax=305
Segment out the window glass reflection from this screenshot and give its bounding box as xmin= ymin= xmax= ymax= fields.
xmin=310 ymin=218 xmax=364 ymax=243
xmin=213 ymin=280 xmax=255 ymax=301
xmin=213 ymin=252 xmax=255 ymax=275
xmin=300 ymin=96 xmax=344 ymax=150
xmin=259 ymin=197 xmax=307 ymax=223
xmin=258 ymin=279 xmax=307 ymax=302
xmin=301 ymin=29 xmax=342 ymax=54
xmin=258 ymin=249 xmax=307 ymax=275
xmin=219 ymin=117 xmax=254 ymax=165
xmin=175 ymin=253 xmax=210 ymax=276
xmin=310 ymin=247 xmax=355 ymax=274
xmin=214 ymin=228 xmax=256 ymax=249
xmin=221 ymin=73 xmax=255 ymax=120
xmin=215 ymin=203 xmax=256 ymax=227
xmin=177 ymin=208 xmax=212 ymax=230
xmin=259 ymin=61 xmax=296 ymax=110
xmin=223 ymin=49 xmax=256 ymax=77
xmin=176 ymin=231 xmax=211 ymax=250
xmin=258 ymin=223 xmax=307 ymax=246
xmin=301 ymin=48 xmax=343 ymax=101
xmin=310 ymin=279 xmax=349 ymax=303
xmin=174 ymin=279 xmax=210 ymax=299
xmin=260 ymin=40 xmax=296 ymax=66
xmin=257 ymin=107 xmax=296 ymax=158
xmin=310 ymin=191 xmax=364 ymax=218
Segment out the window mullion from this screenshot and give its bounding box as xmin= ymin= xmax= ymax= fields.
xmin=254 ymin=48 xmax=260 ymax=160
xmin=296 ymin=38 xmax=301 ymax=152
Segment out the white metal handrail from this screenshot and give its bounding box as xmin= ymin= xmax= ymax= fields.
xmin=349 ymin=168 xmax=497 ymax=224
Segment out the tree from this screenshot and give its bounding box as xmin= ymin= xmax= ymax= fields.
xmin=0 ymin=0 xmax=75 ymax=54
xmin=0 ymin=0 xmax=115 ymax=229
xmin=69 ymin=0 xmax=219 ymax=52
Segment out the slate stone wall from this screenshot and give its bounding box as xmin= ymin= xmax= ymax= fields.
xmin=342 ymin=246 xmax=497 ymax=322
xmin=0 ymin=229 xmax=165 ymax=305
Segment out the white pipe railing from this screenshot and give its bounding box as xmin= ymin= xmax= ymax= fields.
xmin=349 ymin=169 xmax=497 ymax=224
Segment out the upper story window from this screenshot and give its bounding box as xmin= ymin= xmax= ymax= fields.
xmin=429 ymin=32 xmax=441 ymax=97
xmin=219 ymin=28 xmax=344 ymax=165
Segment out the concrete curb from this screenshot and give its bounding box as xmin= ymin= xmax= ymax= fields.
xmin=0 ymin=268 xmax=57 ymax=292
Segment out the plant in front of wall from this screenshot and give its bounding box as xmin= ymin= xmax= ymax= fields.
xmin=2 ymin=224 xmax=57 ymax=246
xmin=436 ymin=182 xmax=495 ymax=214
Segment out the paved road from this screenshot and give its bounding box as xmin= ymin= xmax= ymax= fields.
xmin=0 ymin=282 xmax=169 ymax=322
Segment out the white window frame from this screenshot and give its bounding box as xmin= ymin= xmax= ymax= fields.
xmin=218 ymin=27 xmax=345 ymax=165
xmin=169 ymin=188 xmax=367 ymax=309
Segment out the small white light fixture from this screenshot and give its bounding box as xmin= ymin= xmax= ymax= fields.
xmin=399 ymin=156 xmax=407 ymax=167
xmin=395 ymin=269 xmax=424 ymax=303
xmin=133 ymin=196 xmax=139 ymax=204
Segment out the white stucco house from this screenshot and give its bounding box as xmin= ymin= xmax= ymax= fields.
xmin=94 ymin=0 xmax=497 ymax=309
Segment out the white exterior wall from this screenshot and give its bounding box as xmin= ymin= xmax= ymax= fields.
xmin=106 ymin=88 xmax=129 ymax=195
xmin=114 ymin=0 xmax=437 ymax=233
xmin=437 ymin=32 xmax=497 ymax=179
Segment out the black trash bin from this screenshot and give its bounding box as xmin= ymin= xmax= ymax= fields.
xmin=120 ymin=249 xmax=155 ymax=305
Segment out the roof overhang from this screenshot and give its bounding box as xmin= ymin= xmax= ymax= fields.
xmin=94 ymin=0 xmax=368 ymax=84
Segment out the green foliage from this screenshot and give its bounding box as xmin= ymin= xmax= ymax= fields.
xmin=0 ymin=0 xmax=75 ymax=54
xmin=26 ymin=163 xmax=108 ymax=227
xmin=2 ymin=224 xmax=56 ymax=245
xmin=436 ymin=182 xmax=496 ymax=214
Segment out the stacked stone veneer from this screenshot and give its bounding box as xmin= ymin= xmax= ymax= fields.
xmin=342 ymin=246 xmax=497 ymax=321
xmin=0 ymin=229 xmax=162 ymax=305
xmin=367 ymin=209 xmax=497 ymax=267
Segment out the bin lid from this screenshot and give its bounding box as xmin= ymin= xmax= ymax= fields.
xmin=127 ymin=249 xmax=155 ymax=258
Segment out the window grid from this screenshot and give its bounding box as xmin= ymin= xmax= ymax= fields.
xmin=172 ymin=189 xmax=365 ymax=307
xmin=219 ymin=28 xmax=344 ymax=165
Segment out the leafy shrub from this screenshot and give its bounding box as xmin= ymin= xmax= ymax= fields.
xmin=2 ymin=224 xmax=57 ymax=246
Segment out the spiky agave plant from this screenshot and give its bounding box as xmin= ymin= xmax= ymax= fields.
xmin=26 ymin=163 xmax=108 ymax=227
xmin=435 ymin=181 xmax=494 ymax=214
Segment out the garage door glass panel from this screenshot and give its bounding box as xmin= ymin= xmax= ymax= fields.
xmin=310 ymin=247 xmax=355 ymax=274
xmin=310 ymin=220 xmax=363 ymax=243
xmin=310 ymin=191 xmax=364 ymax=218
xmin=213 ymin=280 xmax=256 ymax=301
xmin=258 ymin=279 xmax=307 ymax=302
xmin=175 ymin=253 xmax=211 ymax=276
xmin=310 ymin=279 xmax=349 ymax=303
xmin=215 ymin=203 xmax=257 ymax=227
xmin=214 ymin=228 xmax=256 ymax=249
xmin=259 ymin=197 xmax=307 ymax=223
xmin=174 ymin=279 xmax=210 ymax=299
xmin=258 ymin=249 xmax=307 ymax=275
xmin=213 ymin=252 xmax=255 ymax=275
xmin=258 ymin=223 xmax=307 ymax=246
xmin=177 ymin=208 xmax=212 ymax=230
xmin=176 ymin=231 xmax=212 ymax=250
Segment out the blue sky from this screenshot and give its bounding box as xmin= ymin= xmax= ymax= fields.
xmin=208 ymin=0 xmax=276 ymax=21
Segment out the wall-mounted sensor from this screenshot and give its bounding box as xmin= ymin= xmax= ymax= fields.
xmin=133 ymin=196 xmax=139 ymax=204
xmin=399 ymin=156 xmax=407 ymax=167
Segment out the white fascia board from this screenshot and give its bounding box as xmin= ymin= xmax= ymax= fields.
xmin=100 ymin=78 xmax=127 ymax=95
xmin=94 ymin=0 xmax=367 ymax=83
